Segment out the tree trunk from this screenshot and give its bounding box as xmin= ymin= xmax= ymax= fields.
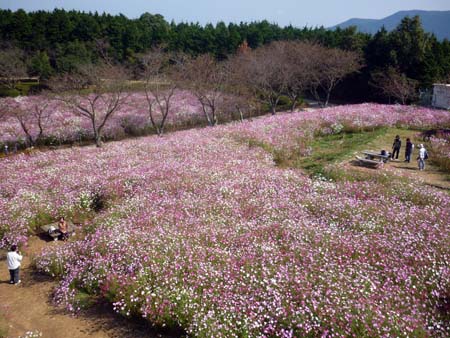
xmin=290 ymin=95 xmax=298 ymax=112
xmin=92 ymin=119 xmax=102 ymax=147
xmin=18 ymin=120 xmax=34 ymax=147
xmin=95 ymin=134 xmax=102 ymax=147
xmin=270 ymin=97 xmax=279 ymax=115
xmin=311 ymin=87 xmax=324 ymax=107
xmin=237 ymin=107 xmax=244 ymax=122
xmin=401 ymin=95 xmax=406 ymax=105
xmin=201 ymin=104 xmax=213 ymax=126
xmin=157 ymin=104 xmax=170 ymax=136
xmin=211 ymin=106 xmax=218 ymax=126
xmin=324 ymin=90 xmax=331 ymax=107
xmin=26 ymin=134 xmax=34 ymax=148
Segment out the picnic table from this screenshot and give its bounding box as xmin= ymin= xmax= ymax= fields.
xmin=355 ymin=155 xmax=384 ymax=169
xmin=362 ymin=151 xmax=390 ymax=163
xmin=40 ymin=221 xmax=75 ymax=240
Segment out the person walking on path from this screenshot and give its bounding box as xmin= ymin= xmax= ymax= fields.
xmin=392 ymin=135 xmax=401 ymax=160
xmin=417 ymin=144 xmax=428 ymax=171
xmin=404 ymin=138 xmax=414 ymax=163
xmin=7 ymin=245 xmax=23 ymax=285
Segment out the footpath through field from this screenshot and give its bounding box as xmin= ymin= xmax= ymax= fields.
xmin=363 ymin=128 xmax=450 ymax=190
xmin=0 ymin=237 xmax=177 ymax=338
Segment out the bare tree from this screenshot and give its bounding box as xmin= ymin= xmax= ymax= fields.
xmin=10 ymin=95 xmax=54 ymax=146
xmin=0 ymin=48 xmax=27 ymax=90
xmin=282 ymin=41 xmax=316 ymax=111
xmin=309 ymin=46 xmax=362 ymax=107
xmin=231 ymin=41 xmax=315 ymax=114
xmin=94 ymin=39 xmax=114 ymax=66
xmin=138 ymin=48 xmax=181 ymax=136
xmin=371 ymin=67 xmax=418 ymax=104
xmin=240 ymin=43 xmax=290 ymax=115
xmin=225 ymin=54 xmax=259 ymax=121
xmin=52 ymin=62 xmax=130 ymax=147
xmin=182 ymin=54 xmax=228 ymax=126
xmin=230 ymin=42 xmax=360 ymax=113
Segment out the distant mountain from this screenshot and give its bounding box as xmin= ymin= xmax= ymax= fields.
xmin=331 ymin=10 xmax=450 ymax=40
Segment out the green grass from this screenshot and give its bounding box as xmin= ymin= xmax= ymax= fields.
xmin=253 ymin=126 xmax=450 ymax=189
xmin=0 ymin=81 xmax=41 ymax=97
xmin=283 ymin=128 xmax=388 ymax=177
xmin=16 ymin=81 xmax=40 ymax=95
xmin=28 ymin=211 xmax=54 ymax=233
xmin=241 ymin=127 xmax=391 ymax=181
xmin=0 ymin=87 xmax=20 ymax=97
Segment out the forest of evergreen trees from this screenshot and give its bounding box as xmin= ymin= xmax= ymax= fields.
xmin=1 ymin=8 xmax=450 ymax=102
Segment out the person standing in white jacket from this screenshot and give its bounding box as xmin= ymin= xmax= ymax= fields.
xmin=417 ymin=144 xmax=428 ymax=171
xmin=7 ymin=245 xmax=23 ymax=285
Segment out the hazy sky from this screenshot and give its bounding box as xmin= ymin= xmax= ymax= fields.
xmin=1 ymin=0 xmax=449 ymax=27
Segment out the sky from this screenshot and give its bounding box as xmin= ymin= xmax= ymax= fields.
xmin=1 ymin=0 xmax=449 ymax=28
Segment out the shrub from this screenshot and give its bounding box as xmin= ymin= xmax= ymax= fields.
xmin=0 ymin=87 xmax=20 ymax=97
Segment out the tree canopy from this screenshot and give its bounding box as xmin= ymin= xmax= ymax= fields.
xmin=1 ymin=9 xmax=450 ymax=102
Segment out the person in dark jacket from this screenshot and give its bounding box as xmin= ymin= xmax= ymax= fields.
xmin=404 ymin=138 xmax=414 ymax=163
xmin=391 ymin=135 xmax=401 ymax=159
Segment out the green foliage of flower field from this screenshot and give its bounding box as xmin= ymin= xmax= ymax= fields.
xmin=1 ymin=104 xmax=449 ymax=337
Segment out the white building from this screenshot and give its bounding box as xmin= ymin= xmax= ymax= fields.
xmin=432 ymin=84 xmax=450 ymax=109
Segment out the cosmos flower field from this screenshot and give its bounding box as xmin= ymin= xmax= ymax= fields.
xmin=1 ymin=103 xmax=450 ymax=337
xmin=0 ymin=91 xmax=205 ymax=145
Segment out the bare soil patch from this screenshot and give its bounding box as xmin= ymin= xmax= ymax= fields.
xmin=362 ymin=128 xmax=450 ymax=190
xmin=0 ymin=237 xmax=182 ymax=338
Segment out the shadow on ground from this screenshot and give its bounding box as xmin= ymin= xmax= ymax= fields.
xmin=45 ymin=299 xmax=186 ymax=338
xmin=25 ymin=267 xmax=186 ymax=338
xmin=350 ymin=159 xmax=380 ymax=169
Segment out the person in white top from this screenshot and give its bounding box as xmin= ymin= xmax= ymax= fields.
xmin=417 ymin=144 xmax=428 ymax=171
xmin=7 ymin=245 xmax=23 ymax=285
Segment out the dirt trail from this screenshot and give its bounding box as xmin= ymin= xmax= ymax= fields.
xmin=341 ymin=128 xmax=450 ymax=191
xmin=0 ymin=237 xmax=177 ymax=338
xmin=368 ymin=129 xmax=450 ymax=190
xmin=387 ymin=158 xmax=450 ymax=190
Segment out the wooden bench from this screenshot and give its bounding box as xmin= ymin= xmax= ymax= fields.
xmin=362 ymin=151 xmax=390 ymax=163
xmin=40 ymin=222 xmax=75 ymax=240
xmin=355 ymin=156 xmax=384 ymax=169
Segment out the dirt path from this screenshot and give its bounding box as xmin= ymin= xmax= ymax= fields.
xmin=0 ymin=237 xmax=180 ymax=338
xmin=365 ymin=129 xmax=450 ymax=190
